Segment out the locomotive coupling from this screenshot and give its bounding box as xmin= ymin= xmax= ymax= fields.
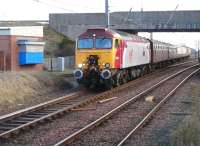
xmin=73 ymin=69 xmax=83 ymax=79
xmin=101 ymin=69 xmax=112 ymax=80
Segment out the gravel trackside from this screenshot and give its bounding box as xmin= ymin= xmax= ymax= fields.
xmin=1 ymin=62 xmax=198 ymax=146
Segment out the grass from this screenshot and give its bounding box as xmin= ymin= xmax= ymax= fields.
xmin=170 ymin=79 xmax=200 ymax=146
xmin=0 ymin=71 xmax=74 ymax=107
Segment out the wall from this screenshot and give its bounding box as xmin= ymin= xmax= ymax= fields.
xmin=0 ymin=36 xmax=11 ymax=71
xmin=44 ymin=56 xmax=74 ymax=71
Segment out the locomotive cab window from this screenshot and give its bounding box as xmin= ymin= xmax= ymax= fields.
xmin=95 ymin=38 xmax=112 ymax=49
xmin=78 ymin=38 xmax=93 ymax=49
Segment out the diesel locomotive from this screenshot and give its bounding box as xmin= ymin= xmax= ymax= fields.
xmin=73 ymin=28 xmax=191 ymax=89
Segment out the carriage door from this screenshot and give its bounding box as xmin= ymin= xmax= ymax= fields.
xmin=0 ymin=51 xmax=5 ymax=71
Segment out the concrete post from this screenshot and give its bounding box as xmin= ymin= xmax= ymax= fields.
xmin=105 ymin=0 xmax=110 ymax=28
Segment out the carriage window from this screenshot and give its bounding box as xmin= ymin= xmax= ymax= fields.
xmin=95 ymin=38 xmax=112 ymax=49
xmin=78 ymin=39 xmax=93 ymax=49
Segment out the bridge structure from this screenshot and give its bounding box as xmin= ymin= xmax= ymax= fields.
xmin=49 ymin=10 xmax=200 ymax=40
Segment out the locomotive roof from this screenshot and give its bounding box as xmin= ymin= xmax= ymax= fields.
xmin=79 ymin=28 xmax=117 ymax=38
xmin=78 ymin=28 xmax=149 ymax=43
xmin=78 ymin=28 xmax=176 ymax=46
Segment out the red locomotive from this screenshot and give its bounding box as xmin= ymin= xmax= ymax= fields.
xmin=73 ymin=28 xmax=191 ymax=89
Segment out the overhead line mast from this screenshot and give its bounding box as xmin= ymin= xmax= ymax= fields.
xmin=105 ymin=0 xmax=110 ymax=28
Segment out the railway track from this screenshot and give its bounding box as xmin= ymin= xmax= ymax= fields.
xmin=64 ymin=60 xmax=196 ymax=78
xmin=117 ymin=67 xmax=200 ymax=146
xmin=0 ymin=91 xmax=87 ymax=139
xmin=0 ymin=60 xmax=196 ymax=141
xmin=54 ymin=64 xmax=200 ymax=146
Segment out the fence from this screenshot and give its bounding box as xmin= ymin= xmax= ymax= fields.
xmin=44 ymin=56 xmax=75 ymax=71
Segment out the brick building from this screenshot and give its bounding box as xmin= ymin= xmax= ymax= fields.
xmin=0 ymin=26 xmax=44 ymax=71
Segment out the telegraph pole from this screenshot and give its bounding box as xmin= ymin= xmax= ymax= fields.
xmin=105 ymin=0 xmax=110 ymax=28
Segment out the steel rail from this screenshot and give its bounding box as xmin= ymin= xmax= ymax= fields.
xmin=0 ymin=92 xmax=80 ymax=122
xmin=0 ymin=92 xmax=83 ymax=138
xmin=0 ymin=60 xmax=195 ymax=139
xmin=117 ymin=67 xmax=200 ymax=146
xmin=54 ymin=64 xmax=199 ymax=146
xmin=167 ymin=60 xmax=196 ymax=68
xmin=0 ymin=70 xmax=151 ymax=139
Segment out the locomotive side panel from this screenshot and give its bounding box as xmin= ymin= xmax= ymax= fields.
xmin=122 ymin=41 xmax=150 ymax=68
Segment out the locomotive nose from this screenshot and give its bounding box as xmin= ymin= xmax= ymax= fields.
xmin=73 ymin=69 xmax=83 ymax=79
xmin=88 ymin=55 xmax=99 ymax=66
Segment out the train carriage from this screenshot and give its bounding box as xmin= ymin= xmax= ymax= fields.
xmin=150 ymin=40 xmax=170 ymax=63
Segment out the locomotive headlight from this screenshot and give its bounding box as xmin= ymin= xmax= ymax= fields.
xmin=78 ymin=64 xmax=83 ymax=68
xmin=105 ymin=63 xmax=110 ymax=68
xmin=101 ymin=69 xmax=111 ymax=80
xmin=73 ymin=69 xmax=83 ymax=79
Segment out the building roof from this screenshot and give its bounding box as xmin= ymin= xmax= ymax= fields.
xmin=0 ymin=26 xmax=43 ymax=37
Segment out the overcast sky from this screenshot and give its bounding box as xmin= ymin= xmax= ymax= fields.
xmin=1 ymin=0 xmax=200 ymax=20
xmin=0 ymin=0 xmax=199 ymax=49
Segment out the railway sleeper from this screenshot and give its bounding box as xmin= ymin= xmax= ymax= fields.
xmin=54 ymin=106 xmax=71 ymax=110
xmin=66 ymin=102 xmax=79 ymax=105
xmin=57 ymin=101 xmax=79 ymax=105
xmin=0 ymin=126 xmax=13 ymax=131
xmin=54 ymin=104 xmax=73 ymax=108
xmin=28 ymin=112 xmax=50 ymax=115
xmin=17 ymin=117 xmax=37 ymax=121
xmin=23 ymin=114 xmax=44 ymax=118
xmin=44 ymin=108 xmax=67 ymax=113
xmin=41 ymin=108 xmax=61 ymax=112
xmin=51 ymin=106 xmax=70 ymax=110
xmin=9 ymin=120 xmax=29 ymax=124
xmin=33 ymin=111 xmax=56 ymax=115
xmin=59 ymin=100 xmax=79 ymax=103
xmin=0 ymin=123 xmax=20 ymax=127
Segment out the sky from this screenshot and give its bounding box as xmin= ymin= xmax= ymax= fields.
xmin=0 ymin=0 xmax=199 ymax=49
xmin=1 ymin=0 xmax=200 ymax=20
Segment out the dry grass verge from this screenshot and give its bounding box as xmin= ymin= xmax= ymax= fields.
xmin=0 ymin=71 xmax=74 ymax=114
